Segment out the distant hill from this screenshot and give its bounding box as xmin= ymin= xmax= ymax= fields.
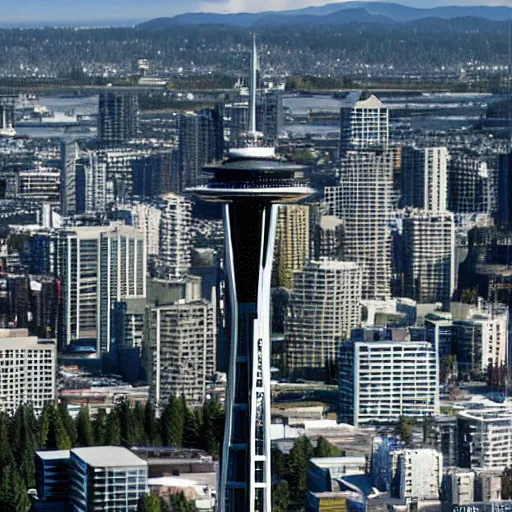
xmin=137 ymin=1 xmax=512 ymax=29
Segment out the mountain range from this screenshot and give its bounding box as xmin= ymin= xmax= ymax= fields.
xmin=138 ymin=2 xmax=512 ymax=29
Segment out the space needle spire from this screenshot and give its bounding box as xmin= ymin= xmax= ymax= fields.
xmin=189 ymin=36 xmax=314 ymax=512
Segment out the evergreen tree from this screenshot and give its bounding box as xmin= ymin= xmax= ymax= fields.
xmin=201 ymin=399 xmax=224 ymax=457
xmin=0 ymin=464 xmax=31 ymax=512
xmin=93 ymin=409 xmax=108 ymax=446
xmin=46 ymin=405 xmax=72 ymax=450
xmin=183 ymin=406 xmax=202 ymax=448
xmin=272 ymin=481 xmax=290 ymax=512
xmin=104 ymin=409 xmax=122 ymax=446
xmin=503 ymin=467 xmax=512 ymax=500
xmin=144 ymin=401 xmax=160 ymax=446
xmin=314 ymin=437 xmax=343 ymax=457
xmin=75 ymin=406 xmax=94 ymax=447
xmin=38 ymin=402 xmax=52 ymax=448
xmin=395 ymin=416 xmax=414 ymax=447
xmin=271 ymin=446 xmax=286 ymax=479
xmin=168 ymin=491 xmax=197 ymax=512
xmin=137 ymin=493 xmax=161 ymax=512
xmin=117 ymin=401 xmax=144 ymax=447
xmin=160 ymin=396 xmax=185 ymax=447
xmin=287 ymin=436 xmax=314 ymax=500
xmin=133 ymin=403 xmax=147 ymax=445
xmin=10 ymin=404 xmax=38 ymax=487
xmin=0 ymin=414 xmax=14 ymax=469
xmin=58 ymin=403 xmax=77 ymax=446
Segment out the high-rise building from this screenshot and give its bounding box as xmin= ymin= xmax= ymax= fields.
xmin=274 ymin=204 xmax=310 ymax=288
xmin=0 ymin=329 xmax=56 ymax=416
xmin=448 ymin=152 xmax=489 ymax=213
xmin=339 ymin=327 xmax=439 ymax=427
xmin=83 ymin=149 xmax=107 ymax=213
xmin=284 ymin=260 xmax=362 ymax=377
xmin=59 ymin=222 xmax=146 ymax=356
xmin=68 ymin=446 xmax=148 ymax=511
xmin=60 ymin=141 xmax=78 ymax=216
xmin=98 ymin=90 xmax=140 ymax=144
xmin=311 ymin=215 xmax=345 ymax=261
xmin=402 ymin=147 xmax=448 ymax=212
xmin=158 ymin=194 xmax=192 ymax=278
xmin=401 ymin=209 xmax=455 ymax=306
xmin=496 ymin=152 xmax=512 ymax=229
xmin=147 ymin=299 xmax=216 ymax=407
xmin=128 ymin=202 xmax=162 ymax=257
xmin=325 ymin=150 xmax=394 ymax=299
xmin=178 ymin=110 xmax=222 ymax=192
xmin=339 ymin=94 xmax=389 ymax=156
xmin=189 ymin=36 xmax=314 ymax=512
xmin=132 ymin=151 xmax=174 ymax=198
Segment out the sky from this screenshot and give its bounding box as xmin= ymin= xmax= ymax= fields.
xmin=2 ymin=0 xmax=512 ymax=25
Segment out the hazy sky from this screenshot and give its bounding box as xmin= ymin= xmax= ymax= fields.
xmin=2 ymin=0 xmax=512 ymax=24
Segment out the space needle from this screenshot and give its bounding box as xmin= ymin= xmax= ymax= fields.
xmin=190 ymin=34 xmax=314 ymax=512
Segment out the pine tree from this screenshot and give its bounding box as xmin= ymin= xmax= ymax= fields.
xmin=272 ymin=481 xmax=290 ymax=512
xmin=0 ymin=414 xmax=14 ymax=469
xmin=287 ymin=436 xmax=314 ymax=500
xmin=143 ymin=401 xmax=160 ymax=446
xmin=168 ymin=491 xmax=197 ymax=512
xmin=137 ymin=493 xmax=161 ymax=512
xmin=117 ymin=401 xmax=143 ymax=447
xmin=10 ymin=404 xmax=38 ymax=488
xmin=104 ymin=410 xmax=122 ymax=446
xmin=133 ymin=403 xmax=146 ymax=446
xmin=0 ymin=465 xmax=30 ymax=512
xmin=183 ymin=406 xmax=201 ymax=448
xmin=201 ymin=399 xmax=224 ymax=457
xmin=46 ymin=405 xmax=72 ymax=450
xmin=314 ymin=437 xmax=343 ymax=457
xmin=38 ymin=402 xmax=52 ymax=448
xmin=75 ymin=406 xmax=94 ymax=447
xmin=58 ymin=403 xmax=77 ymax=446
xmin=93 ymin=409 xmax=108 ymax=446
xmin=160 ymin=396 xmax=185 ymax=447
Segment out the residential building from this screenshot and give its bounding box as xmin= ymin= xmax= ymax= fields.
xmin=98 ymin=90 xmax=140 ymax=144
xmin=275 ymin=204 xmax=310 ymax=288
xmin=325 ymin=150 xmax=394 ymax=299
xmin=339 ymin=327 xmax=439 ymax=426
xmin=311 ymin=215 xmax=344 ymax=261
xmin=402 ymin=147 xmax=448 ymax=212
xmin=146 ymin=299 xmax=216 ymax=408
xmin=127 ymin=201 xmax=162 ymax=257
xmin=59 ymin=222 xmax=146 ymax=356
xmin=285 ymin=260 xmax=362 ymax=377
xmin=158 ymin=194 xmax=192 ymax=278
xmin=60 ymin=141 xmax=78 ymax=216
xmin=0 ymin=329 xmax=56 ymax=416
xmin=68 ymin=446 xmax=147 ymax=511
xmin=132 ymin=151 xmax=175 ymax=198
xmin=443 ymin=469 xmax=475 ymax=506
xmin=400 ymin=209 xmax=455 ymax=306
xmin=339 ymin=94 xmax=389 ymax=155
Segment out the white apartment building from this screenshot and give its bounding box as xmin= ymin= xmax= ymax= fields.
xmin=459 ymin=404 xmax=512 ymax=470
xmin=59 ymin=222 xmax=146 ymax=355
xmin=0 ymin=329 xmax=56 ymax=416
xmin=445 ymin=469 xmax=475 ymax=505
xmin=147 ymin=299 xmax=216 ymax=408
xmin=402 ymin=147 xmax=448 ymax=212
xmin=285 ymin=260 xmax=362 ymax=376
xmin=339 ymin=329 xmax=439 ymax=426
xmin=398 ymin=449 xmax=443 ymax=500
xmin=129 ymin=202 xmax=162 ymax=257
xmin=401 ymin=208 xmax=455 ymax=306
xmin=340 ymin=94 xmax=389 ymax=155
xmin=325 ymin=150 xmax=394 ymax=299
xmin=158 ymin=193 xmax=192 ymax=278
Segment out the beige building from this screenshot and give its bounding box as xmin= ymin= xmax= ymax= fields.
xmin=275 ymin=204 xmax=310 ymax=288
xmin=0 ymin=329 xmax=56 ymax=416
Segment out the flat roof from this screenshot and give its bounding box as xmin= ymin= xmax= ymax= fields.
xmin=36 ymin=450 xmax=70 ymax=461
xmin=71 ymin=447 xmax=147 ymax=468
xmin=310 ymin=456 xmax=366 ymax=468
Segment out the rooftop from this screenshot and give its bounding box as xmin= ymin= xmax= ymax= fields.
xmin=71 ymin=446 xmax=147 ymax=468
xmin=36 ymin=450 xmax=70 ymax=461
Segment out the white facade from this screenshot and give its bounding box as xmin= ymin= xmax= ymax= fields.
xmin=399 ymin=449 xmax=443 ymax=500
xmin=326 ymin=150 xmax=394 ymax=299
xmin=129 ymin=202 xmax=162 ymax=257
xmin=402 ymin=147 xmax=448 ymax=212
xmin=147 ymin=300 xmax=216 ymax=408
xmin=285 ymin=260 xmax=362 ymax=374
xmin=446 ymin=469 xmax=475 ymax=505
xmin=401 ymin=208 xmax=455 ymax=306
xmin=60 ymin=222 xmax=146 ymax=355
xmin=158 ymin=193 xmax=192 ymax=278
xmin=0 ymin=329 xmax=56 ymax=416
xmin=340 ymin=94 xmax=389 ymax=154
xmin=339 ymin=334 xmax=439 ymax=426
